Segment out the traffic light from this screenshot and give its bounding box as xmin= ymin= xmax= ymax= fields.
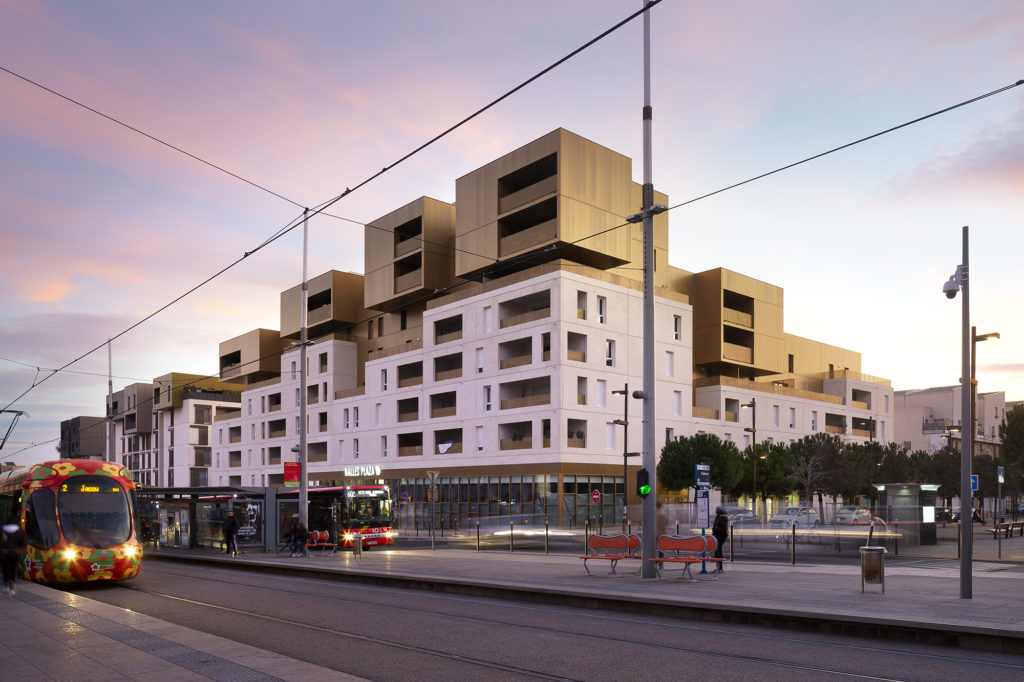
xmin=636 ymin=468 xmax=651 ymax=498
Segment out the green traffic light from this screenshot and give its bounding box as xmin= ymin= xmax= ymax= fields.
xmin=639 ymin=483 xmax=651 ymax=496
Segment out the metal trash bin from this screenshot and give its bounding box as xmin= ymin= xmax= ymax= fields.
xmin=860 ymin=545 xmax=886 ymax=593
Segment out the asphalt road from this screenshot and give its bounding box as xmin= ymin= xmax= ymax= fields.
xmin=63 ymin=561 xmax=1024 ymax=681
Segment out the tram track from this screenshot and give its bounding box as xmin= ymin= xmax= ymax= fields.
xmin=107 ymin=564 xmax=1024 ymax=680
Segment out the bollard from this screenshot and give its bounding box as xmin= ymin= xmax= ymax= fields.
xmin=476 ymin=521 xmax=480 ymax=551
xmin=957 ymin=523 xmax=961 ymax=559
xmin=729 ymin=523 xmax=734 ymax=562
xmin=699 ymin=527 xmax=708 ymax=574
xmin=627 ymin=520 xmax=632 ymax=537
xmin=791 ymin=524 xmax=796 ymax=564
xmin=675 ymin=520 xmax=680 ymax=535
xmin=893 ymin=521 xmax=898 ymax=556
xmin=545 ymin=519 xmax=549 ymax=554
xmin=510 ymin=521 xmax=515 ymax=552
xmin=584 ymin=519 xmax=589 ymax=550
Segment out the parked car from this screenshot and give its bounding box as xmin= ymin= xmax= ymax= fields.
xmin=768 ymin=507 xmax=820 ymax=529
xmin=935 ymin=507 xmax=953 ymax=522
xmin=833 ymin=506 xmax=872 ymax=525
xmin=951 ymin=508 xmax=984 ymax=523
xmin=722 ymin=506 xmax=758 ymax=525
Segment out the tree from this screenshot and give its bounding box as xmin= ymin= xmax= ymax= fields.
xmin=925 ymin=445 xmax=961 ymax=507
xmin=999 ymin=405 xmax=1024 ymax=491
xmin=657 ymin=433 xmax=743 ymax=494
xmin=758 ymin=441 xmax=797 ymax=512
xmin=789 ymin=434 xmax=838 ymax=513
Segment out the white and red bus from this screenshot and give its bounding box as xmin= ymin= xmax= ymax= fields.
xmin=278 ymin=485 xmax=394 ymax=550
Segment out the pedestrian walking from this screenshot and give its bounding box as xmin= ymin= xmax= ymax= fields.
xmin=712 ymin=505 xmax=729 ymax=573
xmin=1 ymin=517 xmax=27 ymax=595
xmin=222 ymin=511 xmax=239 ymax=556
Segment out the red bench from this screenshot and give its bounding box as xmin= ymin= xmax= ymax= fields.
xmin=649 ymin=535 xmax=723 ymax=581
xmin=579 ymin=534 xmax=631 ymax=576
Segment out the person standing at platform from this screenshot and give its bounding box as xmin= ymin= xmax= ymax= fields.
xmin=222 ymin=511 xmax=239 ymax=556
xmin=712 ymin=505 xmax=729 ymax=573
xmin=1 ymin=517 xmax=26 ymax=595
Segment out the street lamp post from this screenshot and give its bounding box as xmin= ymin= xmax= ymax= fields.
xmin=942 ymin=225 xmax=972 ymax=599
xmin=742 ymin=397 xmax=757 ymax=522
xmin=613 ymin=384 xmax=641 ymax=532
xmin=971 ymin=327 xmax=999 ymax=524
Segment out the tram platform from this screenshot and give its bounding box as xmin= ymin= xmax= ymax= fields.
xmin=0 ymin=580 xmax=362 ymax=681
xmin=144 ymin=533 xmax=1024 ymax=655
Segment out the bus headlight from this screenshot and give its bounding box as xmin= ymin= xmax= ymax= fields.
xmin=384 ymin=531 xmax=394 ymax=539
xmin=63 ymin=548 xmax=77 ymax=560
xmin=343 ymin=533 xmax=354 ymax=543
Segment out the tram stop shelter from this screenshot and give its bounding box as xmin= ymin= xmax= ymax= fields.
xmin=872 ymin=483 xmax=939 ymax=546
xmin=134 ymin=486 xmax=269 ymax=552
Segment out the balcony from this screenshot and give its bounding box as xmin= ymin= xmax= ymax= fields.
xmin=851 ymin=428 xmax=872 ymax=438
xmin=849 ymin=400 xmax=868 ymax=409
xmin=723 ymin=342 xmax=753 ymax=363
xmin=334 ymin=386 xmax=365 ymax=400
xmin=825 ymin=425 xmax=844 ymax=435
xmin=397 ymin=399 xmax=419 ymax=422
xmin=922 ymin=419 xmax=950 ymax=434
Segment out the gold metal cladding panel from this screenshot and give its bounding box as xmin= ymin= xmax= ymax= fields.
xmin=784 ymin=334 xmax=863 ymax=376
xmin=219 ymin=328 xmax=282 ymax=376
xmin=558 ymin=131 xmax=634 ymax=217
xmin=281 ymin=270 xmax=365 ymax=337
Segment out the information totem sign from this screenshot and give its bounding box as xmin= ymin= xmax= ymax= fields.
xmin=695 ymin=464 xmax=711 ymax=528
xmin=695 ymin=463 xmax=710 ymax=488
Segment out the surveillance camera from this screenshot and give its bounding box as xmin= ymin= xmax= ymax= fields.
xmin=942 ymin=276 xmax=959 ymax=299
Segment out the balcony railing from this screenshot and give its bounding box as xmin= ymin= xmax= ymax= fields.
xmin=334 ymin=386 xmax=365 ymax=400
xmin=498 ymin=175 xmax=557 ymax=214
xmin=229 ymin=434 xmax=241 ymax=444
xmin=851 ymin=428 xmax=872 ymax=438
xmin=435 ymin=443 xmax=463 ymax=454
xmin=567 ymin=435 xmax=586 ymax=448
xmin=499 ymin=436 xmax=533 ymax=451
xmin=500 ymin=307 xmax=550 ymax=329
xmin=268 ymin=427 xmax=287 ymax=439
xmin=214 ymin=409 xmax=241 ymax=422
xmin=394 ymin=269 xmax=421 ymax=293
xmin=500 ymin=394 xmax=550 ymax=410
xmin=434 ymin=368 xmax=462 ymax=382
xmin=398 ymin=445 xmax=423 ymax=457
xmin=693 ymin=406 xmax=719 ymax=420
xmin=431 ymin=406 xmax=457 ymax=418
xmin=394 ymin=236 xmax=422 ymax=258
xmin=398 ymin=375 xmax=423 ymax=388
xmin=435 ymin=330 xmax=463 ymax=345
xmin=398 ymin=410 xmax=418 ymax=423
xmin=849 ymin=400 xmax=868 ymax=409
xmin=268 ymin=404 xmax=282 ymax=412
xmin=499 ymin=218 xmax=558 ymax=257
xmin=723 ymin=308 xmax=753 ymax=328
xmin=825 ymin=424 xmax=845 ymax=435
xmin=566 ymin=349 xmax=586 ymax=363
xmin=500 ymin=354 xmax=531 ymax=370
xmin=723 ymin=342 xmax=753 ymax=363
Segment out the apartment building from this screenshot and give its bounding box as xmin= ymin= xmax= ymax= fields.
xmin=58 ymin=416 xmax=106 ymax=460
xmin=894 ymin=386 xmax=1007 ymax=457
xmin=202 ymin=128 xmax=892 ymax=529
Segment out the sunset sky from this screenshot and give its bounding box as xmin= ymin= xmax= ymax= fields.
xmin=2 ymin=1 xmax=1022 ymax=465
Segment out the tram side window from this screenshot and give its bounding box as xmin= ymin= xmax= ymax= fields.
xmin=24 ymin=489 xmax=60 ymax=549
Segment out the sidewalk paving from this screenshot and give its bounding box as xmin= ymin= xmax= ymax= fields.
xmin=0 ymin=581 xmax=363 ymax=681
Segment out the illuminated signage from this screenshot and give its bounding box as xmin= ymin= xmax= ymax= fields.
xmin=344 ymin=465 xmax=382 ymax=477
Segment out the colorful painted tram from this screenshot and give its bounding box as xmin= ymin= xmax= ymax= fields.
xmin=0 ymin=459 xmax=141 ymax=583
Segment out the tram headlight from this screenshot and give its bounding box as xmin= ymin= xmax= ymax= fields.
xmin=384 ymin=531 xmax=394 ymax=539
xmin=124 ymin=546 xmax=137 ymax=558
xmin=63 ymin=548 xmax=77 ymax=560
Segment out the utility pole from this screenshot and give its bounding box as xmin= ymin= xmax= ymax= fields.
xmin=298 ymin=210 xmax=310 ymax=528
xmin=107 ymin=339 xmax=115 ymax=463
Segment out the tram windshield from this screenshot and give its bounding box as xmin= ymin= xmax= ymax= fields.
xmin=58 ymin=476 xmax=132 ymax=548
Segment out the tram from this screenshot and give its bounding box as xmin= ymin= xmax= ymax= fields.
xmin=0 ymin=459 xmax=142 ymax=583
xmin=278 ymin=485 xmax=394 ymax=549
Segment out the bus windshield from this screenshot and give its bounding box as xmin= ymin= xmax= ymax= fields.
xmin=343 ymin=491 xmax=392 ymax=527
xmin=58 ymin=476 xmax=132 ymax=548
